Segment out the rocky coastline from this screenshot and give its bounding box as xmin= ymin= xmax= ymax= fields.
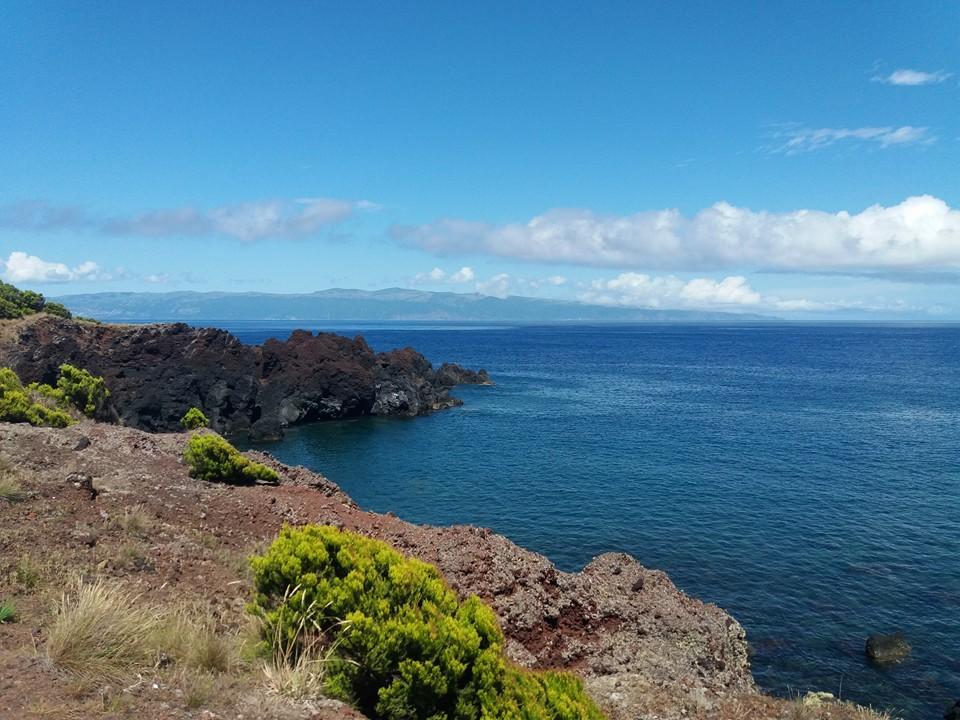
xmin=0 ymin=418 xmax=897 ymax=719
xmin=0 ymin=315 xmax=896 ymax=719
xmin=0 ymin=314 xmax=491 ymax=440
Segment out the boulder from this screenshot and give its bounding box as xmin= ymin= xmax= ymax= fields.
xmin=865 ymin=632 xmax=911 ymax=665
xmin=944 ymin=700 xmax=960 ymax=720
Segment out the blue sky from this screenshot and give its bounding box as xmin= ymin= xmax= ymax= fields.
xmin=1 ymin=1 xmax=958 ymax=319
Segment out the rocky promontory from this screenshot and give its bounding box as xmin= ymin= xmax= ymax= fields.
xmin=0 ymin=314 xmax=489 ymax=439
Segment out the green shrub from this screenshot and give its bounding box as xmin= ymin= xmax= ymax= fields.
xmin=0 ymin=368 xmax=74 ymax=427
xmin=57 ymin=363 xmax=109 ymax=417
xmin=184 ymin=434 xmax=279 ymax=484
xmin=0 ymin=280 xmax=73 ymax=319
xmin=0 ymin=599 xmax=16 ymax=623
xmin=0 ymin=365 xmax=110 ymax=427
xmin=249 ymin=525 xmax=604 ymax=720
xmin=181 ymin=406 xmax=210 ymax=430
xmin=42 ymin=301 xmax=72 ymax=318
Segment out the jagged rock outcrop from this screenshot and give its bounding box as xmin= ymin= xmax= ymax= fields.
xmin=0 ymin=315 xmax=487 ymax=439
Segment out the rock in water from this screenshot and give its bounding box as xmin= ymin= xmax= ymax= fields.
xmin=865 ymin=632 xmax=911 ymax=665
xmin=944 ymin=700 xmax=960 ymax=720
xmin=0 ymin=315 xmax=489 ymax=439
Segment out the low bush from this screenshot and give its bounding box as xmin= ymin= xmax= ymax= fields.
xmin=181 ymin=406 xmax=210 ymax=430
xmin=249 ymin=525 xmax=604 ymax=720
xmin=0 ymin=367 xmax=74 ymax=427
xmin=0 ymin=365 xmax=111 ymax=427
xmin=56 ymin=363 xmax=110 ymax=417
xmin=184 ymin=434 xmax=279 ymax=484
xmin=0 ymin=599 xmax=16 ymax=623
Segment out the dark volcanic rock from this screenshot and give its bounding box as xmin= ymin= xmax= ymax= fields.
xmin=945 ymin=700 xmax=960 ymax=720
xmin=865 ymin=632 xmax=911 ymax=665
xmin=0 ymin=315 xmax=488 ymax=439
xmin=435 ymin=362 xmax=493 ymax=387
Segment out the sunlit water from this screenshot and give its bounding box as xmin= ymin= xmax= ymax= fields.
xmin=229 ymin=323 xmax=960 ymax=718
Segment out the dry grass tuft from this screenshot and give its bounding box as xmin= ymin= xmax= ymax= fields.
xmin=46 ymin=578 xmax=161 ymax=684
xmin=114 ymin=505 xmax=153 ymax=538
xmin=14 ymin=554 xmax=42 ymax=590
xmin=157 ymin=603 xmax=244 ymax=674
xmin=259 ymin=595 xmax=333 ymax=702
xmin=261 ymin=647 xmax=328 ymax=703
xmin=0 ymin=473 xmax=26 ymax=503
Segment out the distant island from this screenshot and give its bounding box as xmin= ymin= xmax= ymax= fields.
xmin=54 ymin=288 xmax=776 ymax=323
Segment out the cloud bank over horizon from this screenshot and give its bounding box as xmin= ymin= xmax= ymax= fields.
xmin=394 ymin=195 xmax=960 ymax=274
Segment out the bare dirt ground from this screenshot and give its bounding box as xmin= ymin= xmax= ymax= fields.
xmin=0 ymin=421 xmax=892 ymax=720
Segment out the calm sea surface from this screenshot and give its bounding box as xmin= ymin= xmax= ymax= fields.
xmin=229 ymin=323 xmax=960 ymax=718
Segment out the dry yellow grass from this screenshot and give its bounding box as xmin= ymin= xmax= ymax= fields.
xmin=113 ymin=504 xmax=153 ymax=538
xmin=46 ymin=578 xmax=161 ymax=684
xmin=157 ymin=602 xmax=245 ymax=674
xmin=0 ymin=473 xmax=26 ymax=502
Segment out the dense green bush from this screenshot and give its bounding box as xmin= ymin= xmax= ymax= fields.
xmin=183 ymin=433 xmax=279 ymax=484
xmin=56 ymin=364 xmax=109 ymax=417
xmin=0 ymin=280 xmax=73 ymax=320
xmin=180 ymin=406 xmax=210 ymax=430
xmin=0 ymin=367 xmax=74 ymax=427
xmin=249 ymin=525 xmax=604 ymax=720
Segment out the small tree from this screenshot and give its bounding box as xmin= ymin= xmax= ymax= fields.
xmin=180 ymin=407 xmax=210 ymax=430
xmin=56 ymin=364 xmax=109 ymax=417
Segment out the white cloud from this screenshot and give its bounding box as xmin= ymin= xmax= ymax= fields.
xmin=547 ymin=275 xmax=567 ymax=286
xmin=475 ymin=273 xmax=512 ymax=298
xmin=1 ymin=251 xmax=106 ymax=283
xmin=412 ymin=267 xmax=447 ymax=284
xmin=582 ymin=274 xmax=762 ymax=309
xmin=395 ymin=195 xmax=960 ymax=272
xmin=144 ymin=273 xmax=171 ymax=284
xmin=770 ymin=125 xmax=932 ymax=154
xmin=0 ymin=197 xmax=373 ymax=242
xmin=873 ymin=68 xmax=952 ymax=86
xmin=449 ymin=266 xmax=475 ymax=283
xmin=579 ymin=272 xmax=920 ymax=314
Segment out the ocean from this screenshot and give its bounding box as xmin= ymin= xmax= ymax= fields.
xmin=230 ymin=322 xmax=960 ymax=718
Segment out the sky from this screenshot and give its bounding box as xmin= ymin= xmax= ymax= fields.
xmin=1 ymin=0 xmax=958 ymax=320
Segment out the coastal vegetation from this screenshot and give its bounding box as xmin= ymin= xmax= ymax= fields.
xmin=181 ymin=406 xmax=210 ymax=429
xmin=250 ymin=524 xmax=605 ymax=720
xmin=0 ymin=364 xmax=109 ymax=427
xmin=0 ymin=279 xmax=71 ymax=320
xmin=183 ymin=432 xmax=280 ymax=484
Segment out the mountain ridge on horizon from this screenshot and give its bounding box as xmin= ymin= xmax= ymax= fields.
xmin=53 ymin=287 xmax=778 ymax=323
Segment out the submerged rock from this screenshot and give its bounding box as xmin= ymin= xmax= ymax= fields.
xmin=945 ymin=700 xmax=960 ymax=720
xmin=0 ymin=314 xmax=489 ymax=439
xmin=865 ymin=632 xmax=911 ymax=665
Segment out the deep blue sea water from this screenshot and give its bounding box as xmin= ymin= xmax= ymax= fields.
xmin=229 ymin=323 xmax=960 ymax=719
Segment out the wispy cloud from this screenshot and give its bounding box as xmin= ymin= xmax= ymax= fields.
xmin=0 ymin=197 xmax=374 ymax=242
xmin=769 ymin=124 xmax=933 ymax=154
xmin=872 ymin=68 xmax=952 ymax=86
xmin=0 ymin=251 xmax=107 ymax=283
xmin=393 ymin=195 xmax=960 ymax=273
